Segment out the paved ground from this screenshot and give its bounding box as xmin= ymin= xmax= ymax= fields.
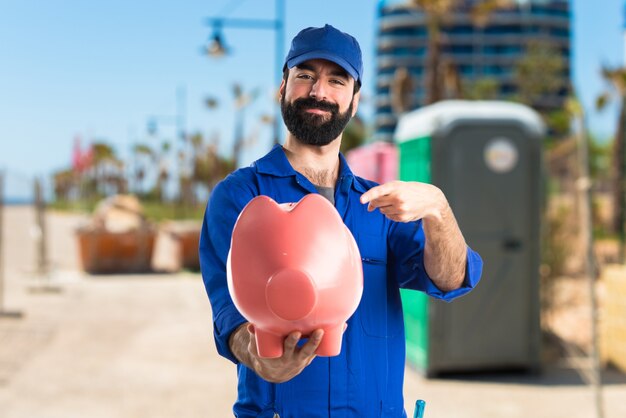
xmin=1 ymin=206 xmax=625 ymax=417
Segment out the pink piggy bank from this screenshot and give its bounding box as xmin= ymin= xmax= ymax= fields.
xmin=227 ymin=193 xmax=363 ymax=358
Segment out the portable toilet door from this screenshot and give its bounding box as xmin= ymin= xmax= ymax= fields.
xmin=345 ymin=141 xmax=399 ymax=184
xmin=395 ymin=100 xmax=545 ymax=376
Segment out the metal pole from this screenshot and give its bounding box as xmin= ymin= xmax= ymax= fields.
xmin=575 ymin=104 xmax=604 ymax=418
xmin=176 ymin=85 xmax=187 ymax=214
xmin=34 ymin=177 xmax=48 ymax=278
xmin=273 ymin=0 xmax=285 ymax=145
xmin=233 ymin=96 xmax=245 ymax=168
xmin=0 ymin=170 xmax=23 ymax=318
xmin=29 ymin=177 xmax=61 ymax=293
xmin=0 ymin=170 xmax=5 ymax=311
xmin=617 ymin=98 xmax=626 ymax=264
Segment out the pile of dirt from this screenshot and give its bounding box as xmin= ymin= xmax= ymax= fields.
xmin=86 ymin=194 xmax=150 ymax=232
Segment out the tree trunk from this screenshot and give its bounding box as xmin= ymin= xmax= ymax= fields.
xmin=424 ymin=19 xmax=443 ymax=104
xmin=574 ymin=106 xmax=605 ymax=417
xmin=613 ymin=97 xmax=626 ymax=262
xmin=233 ymin=107 xmax=245 ymax=169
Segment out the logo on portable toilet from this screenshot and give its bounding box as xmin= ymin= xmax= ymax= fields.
xmin=484 ymin=137 xmax=519 ymax=173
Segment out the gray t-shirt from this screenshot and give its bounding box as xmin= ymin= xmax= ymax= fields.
xmin=314 ymin=185 xmax=335 ymax=206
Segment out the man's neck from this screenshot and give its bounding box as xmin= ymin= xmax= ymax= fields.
xmin=282 ymin=135 xmax=341 ymax=188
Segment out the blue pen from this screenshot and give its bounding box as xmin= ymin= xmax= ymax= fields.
xmin=414 ymin=400 xmax=426 ymax=418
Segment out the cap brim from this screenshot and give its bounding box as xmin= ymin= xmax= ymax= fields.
xmin=286 ymin=51 xmax=360 ymax=84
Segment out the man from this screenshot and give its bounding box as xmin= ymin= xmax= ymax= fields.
xmin=200 ymin=24 xmax=483 ymax=417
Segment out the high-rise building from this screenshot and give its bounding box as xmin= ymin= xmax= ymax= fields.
xmin=374 ymin=0 xmax=571 ymax=142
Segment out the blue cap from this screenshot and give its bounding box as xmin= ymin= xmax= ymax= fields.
xmin=284 ymin=24 xmax=363 ymax=85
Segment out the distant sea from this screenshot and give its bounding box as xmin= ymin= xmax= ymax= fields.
xmin=3 ymin=197 xmax=33 ymax=206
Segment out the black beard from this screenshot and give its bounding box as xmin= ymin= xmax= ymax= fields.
xmin=280 ymin=96 xmax=353 ymax=146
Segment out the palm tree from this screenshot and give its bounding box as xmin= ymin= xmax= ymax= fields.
xmin=597 ymin=67 xmax=626 ymax=261
xmin=232 ymin=83 xmax=260 ymax=168
xmin=463 ymin=77 xmax=500 ymax=100
xmin=410 ymin=0 xmax=454 ymax=104
xmin=391 ymin=67 xmax=415 ymax=114
xmin=341 ymin=114 xmax=368 ymax=154
xmin=52 ymin=168 xmax=75 ymax=202
xmin=408 ymin=0 xmax=514 ymax=104
xmin=190 ymin=132 xmax=235 ymax=195
xmin=155 ymin=141 xmax=171 ymax=202
xmin=514 ymin=40 xmax=567 ymax=108
xmin=132 ymin=143 xmax=155 ymax=196
xmin=513 ymin=40 xmax=569 ymax=138
xmin=90 ymin=142 xmax=123 ymax=197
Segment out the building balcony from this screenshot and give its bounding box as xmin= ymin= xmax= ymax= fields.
xmin=379 ymin=11 xmax=570 ymax=33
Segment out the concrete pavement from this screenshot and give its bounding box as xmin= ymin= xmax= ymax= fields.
xmin=0 ymin=206 xmax=625 ymax=417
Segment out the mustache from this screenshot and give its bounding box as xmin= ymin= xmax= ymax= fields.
xmin=292 ymin=97 xmax=339 ymax=113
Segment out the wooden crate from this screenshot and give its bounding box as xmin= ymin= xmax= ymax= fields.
xmin=77 ymin=228 xmax=156 ymax=274
xmin=160 ymin=221 xmax=201 ymax=271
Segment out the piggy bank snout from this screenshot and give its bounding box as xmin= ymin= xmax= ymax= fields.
xmin=265 ymin=268 xmax=317 ymax=321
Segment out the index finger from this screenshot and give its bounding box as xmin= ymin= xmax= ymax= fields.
xmin=282 ymin=331 xmax=302 ymax=356
xmin=298 ymin=329 xmax=324 ymax=359
xmin=360 ymin=183 xmax=394 ymax=204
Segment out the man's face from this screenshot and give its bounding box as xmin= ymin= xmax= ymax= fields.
xmin=280 ymin=59 xmax=359 ymax=146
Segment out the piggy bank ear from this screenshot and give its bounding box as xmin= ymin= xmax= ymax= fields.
xmin=288 ymin=193 xmax=342 ymax=224
xmin=233 ymin=196 xmax=284 ymax=237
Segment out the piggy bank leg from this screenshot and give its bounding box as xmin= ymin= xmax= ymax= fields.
xmin=254 ymin=328 xmax=284 ymax=359
xmin=315 ymin=324 xmax=345 ymax=357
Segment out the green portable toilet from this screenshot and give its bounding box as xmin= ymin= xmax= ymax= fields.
xmin=396 ymin=100 xmax=545 ymax=376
